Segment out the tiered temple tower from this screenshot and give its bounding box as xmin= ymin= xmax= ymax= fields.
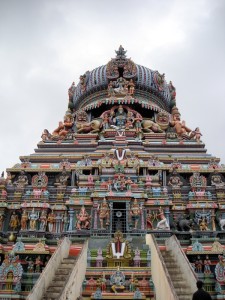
xmin=0 ymin=46 xmax=225 ymax=299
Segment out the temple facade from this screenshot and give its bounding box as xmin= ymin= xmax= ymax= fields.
xmin=0 ymin=46 xmax=225 ymax=299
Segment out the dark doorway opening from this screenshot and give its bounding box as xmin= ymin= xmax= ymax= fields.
xmin=112 ymin=202 xmax=126 ymax=234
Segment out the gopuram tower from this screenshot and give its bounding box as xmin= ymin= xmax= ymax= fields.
xmin=0 ymin=46 xmax=225 ymax=299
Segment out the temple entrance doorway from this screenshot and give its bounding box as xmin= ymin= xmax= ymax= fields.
xmin=112 ymin=202 xmax=126 ymax=234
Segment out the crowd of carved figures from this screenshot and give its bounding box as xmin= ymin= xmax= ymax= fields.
xmin=40 ymin=102 xmax=202 ymax=142
xmin=1 ymin=163 xmax=225 ymax=233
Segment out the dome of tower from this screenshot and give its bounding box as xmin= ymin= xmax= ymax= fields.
xmin=72 ymin=46 xmax=174 ymax=113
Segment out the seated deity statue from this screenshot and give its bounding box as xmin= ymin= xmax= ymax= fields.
xmin=52 ymin=114 xmax=73 ymax=139
xmin=211 ymin=173 xmax=225 ymax=188
xmin=113 ymin=105 xmax=127 ymax=128
xmin=13 ymin=171 xmax=29 ymax=189
xmin=199 ymin=217 xmax=209 ymax=231
xmin=41 ymin=129 xmax=51 ymax=141
xmin=168 ymin=171 xmax=183 ymax=189
xmin=110 ymin=267 xmax=126 ymax=293
xmin=130 ymin=199 xmax=141 ymax=230
xmin=54 ymin=170 xmax=70 ymax=188
xmin=98 ymin=198 xmax=110 ymax=229
xmin=170 ymin=107 xmax=192 ymax=139
xmin=76 ymin=206 xmax=91 ymax=230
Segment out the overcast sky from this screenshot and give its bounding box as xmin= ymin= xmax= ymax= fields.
xmin=0 ymin=0 xmax=225 ymax=173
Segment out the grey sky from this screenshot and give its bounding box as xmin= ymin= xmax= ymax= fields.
xmin=0 ymin=0 xmax=225 ymax=173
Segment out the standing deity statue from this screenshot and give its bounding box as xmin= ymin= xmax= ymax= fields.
xmin=35 ymin=256 xmax=43 ymax=273
xmin=47 ymin=211 xmax=55 ymax=232
xmin=204 ymin=255 xmax=211 ymax=274
xmin=9 ymin=211 xmax=20 ymax=231
xmin=29 ymin=209 xmax=39 ymax=230
xmin=0 ymin=213 xmax=5 ymax=231
xmin=21 ymin=210 xmax=28 ymax=230
xmin=130 ymin=199 xmax=142 ymax=230
xmin=98 ymin=198 xmax=110 ymax=230
xmin=39 ymin=210 xmax=47 ymax=231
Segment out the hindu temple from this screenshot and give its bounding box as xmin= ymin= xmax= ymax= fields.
xmin=0 ymin=46 xmax=225 ymax=299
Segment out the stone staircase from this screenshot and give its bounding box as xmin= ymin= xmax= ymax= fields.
xmin=161 ymin=250 xmax=192 ymax=300
xmin=42 ymin=256 xmax=77 ymax=300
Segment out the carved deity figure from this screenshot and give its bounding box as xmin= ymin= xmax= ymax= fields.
xmin=47 ymin=211 xmax=55 ymax=232
xmin=156 ymin=207 xmax=169 ymax=230
xmin=21 ymin=210 xmax=28 ymax=230
xmin=195 ymin=256 xmax=203 ymax=273
xmin=133 ymin=113 xmax=143 ymax=133
xmin=0 ymin=214 xmax=4 ymax=231
xmin=54 ymin=170 xmax=70 ymax=188
xmin=41 ymin=129 xmax=51 ymax=141
xmin=192 ymin=127 xmax=202 ymax=143
xmin=211 ymin=173 xmax=225 ymax=188
xmin=76 ymin=206 xmax=91 ymax=230
xmin=199 ymin=217 xmax=209 ymax=231
xmin=168 ymin=171 xmax=183 ymax=189
xmin=130 ymin=199 xmax=141 ymax=230
xmin=146 ymin=210 xmax=153 ymax=229
xmin=110 ymin=267 xmax=125 ymax=293
xmin=128 ymin=79 xmax=135 ymax=95
xmin=52 ymin=113 xmax=73 ymax=139
xmin=35 ymin=256 xmax=43 ymax=273
xmin=27 ymin=258 xmax=35 ymax=273
xmin=13 ymin=171 xmax=28 ymax=189
xmin=39 ymin=210 xmax=47 ymax=231
xmin=9 ymin=212 xmax=20 ymax=230
xmin=170 ymin=107 xmax=192 ymax=139
xmin=98 ymin=198 xmax=110 ymax=229
xmin=204 ymin=255 xmax=211 ymax=274
xmin=115 ymin=105 xmax=127 ymax=127
xmin=29 ymin=209 xmax=38 ymax=230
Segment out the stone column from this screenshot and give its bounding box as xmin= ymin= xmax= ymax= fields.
xmin=68 ymin=208 xmax=75 ymax=231
xmin=164 ymin=207 xmax=170 ymax=228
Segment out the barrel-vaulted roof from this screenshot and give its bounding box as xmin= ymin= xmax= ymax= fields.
xmin=73 ymin=46 xmax=173 ymax=112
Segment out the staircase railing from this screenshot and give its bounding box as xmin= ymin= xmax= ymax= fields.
xmin=146 ymin=234 xmax=179 ymax=300
xmin=27 ymin=237 xmax=71 ymax=300
xmin=165 ymin=234 xmax=197 ymax=293
xmin=59 ymin=239 xmax=89 ymax=300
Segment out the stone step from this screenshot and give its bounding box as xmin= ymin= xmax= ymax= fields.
xmin=170 ymin=274 xmax=185 ymax=280
xmin=62 ymin=258 xmax=77 ymax=264
xmin=178 ymin=295 xmax=191 ymax=300
xmin=171 ymin=280 xmax=187 ymax=287
xmin=51 ymin=280 xmax=65 ymax=287
xmin=44 ymin=292 xmax=61 ymax=298
xmin=60 ymin=262 xmax=75 ymax=267
xmin=55 ymin=269 xmax=70 ymax=275
xmin=54 ymin=274 xmax=68 ymax=281
xmin=47 ymin=286 xmax=63 ymax=293
xmin=175 ymin=286 xmax=191 ymax=294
